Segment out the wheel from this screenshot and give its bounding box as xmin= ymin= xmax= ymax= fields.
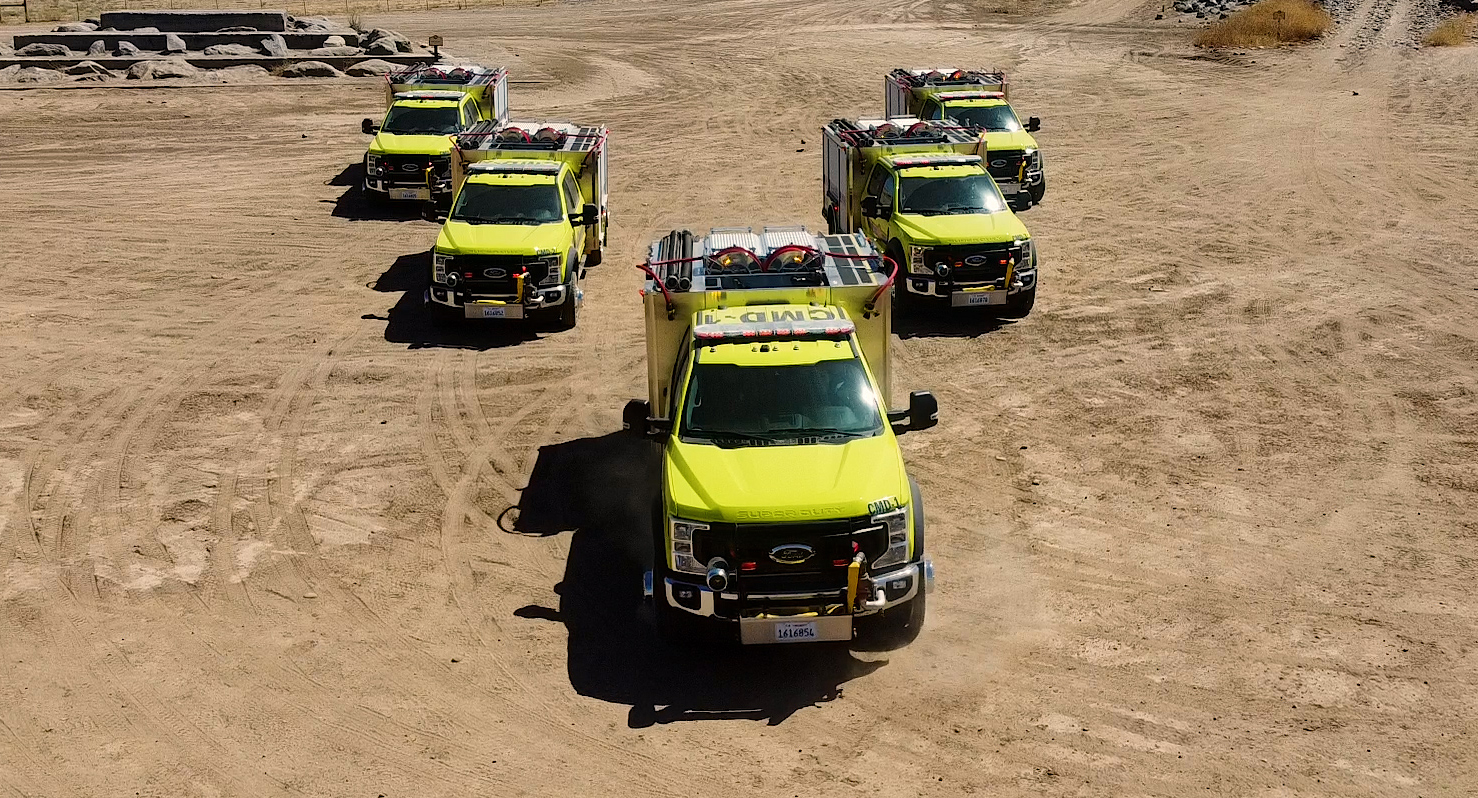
xmin=1030 ymin=176 xmax=1046 ymax=205
xmin=999 ymin=285 xmax=1035 ymax=319
xmin=585 ymin=248 xmax=602 ymax=268
xmin=551 ymin=295 xmax=577 ymax=331
xmin=856 ymin=587 xmax=925 ymax=649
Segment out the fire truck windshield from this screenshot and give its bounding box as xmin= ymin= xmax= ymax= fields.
xmin=450 ymin=182 xmax=564 ymax=225
xmin=948 ymin=105 xmax=1021 ymax=132
xmin=898 ymin=174 xmax=1007 ymax=216
xmin=681 ymin=356 xmax=883 ymax=446
xmin=382 ymin=106 xmax=460 ymax=135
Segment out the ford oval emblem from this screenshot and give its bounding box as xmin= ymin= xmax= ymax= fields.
xmin=990 ymin=159 xmax=1008 ymax=168
xmin=963 ymin=254 xmax=989 ymax=266
xmin=483 ymin=268 xmax=508 ymax=279
xmin=769 ymin=544 xmax=814 ymax=565
xmin=403 ymin=163 xmax=420 ymax=172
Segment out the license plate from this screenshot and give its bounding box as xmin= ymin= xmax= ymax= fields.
xmin=465 ymin=304 xmax=525 ymax=319
xmin=774 ymin=621 xmax=818 ymax=642
xmin=954 ymin=290 xmax=1008 ymax=307
xmin=390 ymin=188 xmax=430 ymax=201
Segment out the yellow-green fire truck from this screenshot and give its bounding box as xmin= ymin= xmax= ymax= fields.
xmin=428 ymin=121 xmax=609 ymax=330
xmin=823 ymin=117 xmax=1037 ymax=316
xmin=361 ymin=65 xmax=510 ymax=203
xmin=626 ymin=226 xmax=938 ymax=647
xmin=885 ymin=69 xmax=1046 ymax=207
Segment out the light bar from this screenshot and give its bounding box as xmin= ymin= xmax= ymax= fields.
xmin=467 ymin=161 xmax=562 ymax=173
xmin=888 ymin=154 xmax=982 ymax=167
xmin=935 ymin=91 xmax=1006 ymax=101
xmin=693 ymin=318 xmax=856 ymax=342
xmin=393 ymin=90 xmax=465 ymax=100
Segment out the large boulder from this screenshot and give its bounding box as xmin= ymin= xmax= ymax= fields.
xmin=279 ymin=60 xmax=342 ymax=78
xmin=364 ymin=38 xmax=397 ymax=56
xmin=322 ymin=34 xmax=345 ymax=47
xmin=14 ymin=66 xmax=66 ymax=84
xmin=16 ymin=43 xmax=73 ymax=57
xmin=54 ymin=21 xmax=98 ymax=32
xmin=116 ymin=41 xmax=142 ymax=56
xmin=203 ymin=43 xmax=262 ymax=56
xmin=260 ymin=34 xmax=289 ymax=57
xmin=0 ymin=65 xmax=18 ymax=82
xmin=63 ymin=60 xmax=113 ymax=76
xmin=165 ymin=33 xmax=187 ymax=52
xmin=87 ymin=40 xmax=108 ymax=56
xmin=0 ymin=41 xmax=13 ymax=57
xmin=129 ymin=26 xmax=160 ymax=33
xmin=309 ymin=45 xmax=363 ymax=57
xmin=292 ymin=15 xmax=336 ymax=31
xmin=214 ymin=26 xmax=258 ymax=32
xmin=345 ymin=59 xmax=398 ymax=77
xmin=365 ymin=28 xmax=410 ymax=48
xmin=126 ymin=57 xmax=202 ymax=80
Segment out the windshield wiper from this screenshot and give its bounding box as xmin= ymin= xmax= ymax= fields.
xmin=767 ymin=426 xmax=870 ymax=440
xmin=689 ymin=430 xmax=783 ymax=446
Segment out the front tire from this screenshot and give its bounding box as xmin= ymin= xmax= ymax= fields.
xmin=1030 ymin=176 xmax=1046 ymax=205
xmin=1000 ymin=285 xmax=1035 ymax=318
xmin=856 ymin=587 xmax=925 ymax=650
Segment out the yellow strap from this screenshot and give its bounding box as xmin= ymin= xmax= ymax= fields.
xmin=845 ymin=558 xmax=861 ymax=610
xmin=515 ymin=272 xmax=526 ymax=300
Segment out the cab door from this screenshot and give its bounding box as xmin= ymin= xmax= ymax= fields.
xmin=861 ymin=163 xmax=895 ymax=246
xmin=560 ymin=169 xmax=587 ymax=264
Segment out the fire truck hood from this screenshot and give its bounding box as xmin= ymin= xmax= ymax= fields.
xmin=435 ymin=219 xmax=569 ymax=256
xmin=893 ymin=209 xmax=1029 ymax=245
xmin=664 ymin=434 xmax=909 ymax=523
xmin=981 ymin=129 xmax=1039 ymax=152
xmin=368 ymin=131 xmax=456 ymax=156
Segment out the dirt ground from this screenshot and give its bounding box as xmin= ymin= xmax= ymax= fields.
xmin=3 ymin=0 xmax=1478 ymax=795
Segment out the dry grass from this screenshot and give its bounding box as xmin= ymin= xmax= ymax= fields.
xmin=1424 ymin=14 xmax=1476 ymax=47
xmin=1194 ymin=0 xmax=1333 ymax=48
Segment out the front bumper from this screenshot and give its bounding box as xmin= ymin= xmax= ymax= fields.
xmin=904 ymin=269 xmax=1036 ymax=301
xmin=364 ymin=176 xmax=452 ymax=199
xmin=426 ymin=283 xmax=579 ymax=317
xmin=649 ymin=558 xmax=934 ymax=643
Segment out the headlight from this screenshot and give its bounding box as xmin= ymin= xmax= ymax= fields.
xmin=870 ymin=505 xmax=911 ymax=570
xmin=1029 ymin=149 xmax=1043 ymax=169
xmin=670 ymin=518 xmax=709 ymax=575
xmin=365 ymin=153 xmax=380 ymax=174
xmin=433 ymin=252 xmax=450 ymax=284
xmin=908 ymin=246 xmax=931 ymax=275
xmin=1014 ymin=238 xmax=1033 ymax=272
xmin=538 ymin=255 xmax=562 ymax=286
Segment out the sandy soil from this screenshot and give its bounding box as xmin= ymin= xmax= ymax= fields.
xmin=3 ymin=0 xmax=1478 ymax=795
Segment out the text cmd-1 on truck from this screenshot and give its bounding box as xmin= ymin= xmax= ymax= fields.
xmin=428 ymin=121 xmax=609 ymax=329
xmin=626 ymin=226 xmax=938 ymax=647
xmin=885 ymin=68 xmax=1045 ymax=208
xmin=361 ymin=65 xmax=510 ymax=204
xmin=823 ymin=117 xmax=1038 ymax=317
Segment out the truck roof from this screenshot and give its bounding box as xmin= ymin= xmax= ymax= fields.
xmin=697 ymin=336 xmax=857 ymax=366
xmin=694 ymin=304 xmax=857 ymax=344
xmin=644 ymin=226 xmax=890 ymax=296
xmin=934 ymin=91 xmax=1008 ymax=103
xmin=884 ymin=153 xmax=983 ymax=169
xmin=826 ymin=117 xmax=980 ymax=149
xmin=386 ymin=64 xmax=505 ymax=89
xmin=466 ymin=159 xmax=563 ymax=175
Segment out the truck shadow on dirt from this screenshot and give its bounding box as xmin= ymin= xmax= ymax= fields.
xmin=511 ymin=431 xmax=887 ymax=727
xmin=893 ymin=302 xmax=1011 ymax=339
xmin=327 ymin=164 xmax=430 ymax=222
xmin=368 ymin=252 xmax=537 ymax=350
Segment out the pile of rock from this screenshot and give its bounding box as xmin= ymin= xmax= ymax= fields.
xmin=1170 ymin=0 xmax=1257 ymax=19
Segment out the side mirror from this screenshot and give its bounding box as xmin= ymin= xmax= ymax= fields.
xmin=580 ymin=203 xmax=598 ymax=226
xmin=1026 ymin=116 xmax=1041 ymax=132
xmin=861 ymin=196 xmax=880 ymax=218
xmin=889 ymin=391 xmax=939 ymax=434
xmin=362 ymin=118 xmax=380 ymax=135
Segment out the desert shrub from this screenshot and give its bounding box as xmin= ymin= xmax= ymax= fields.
xmin=1194 ymin=0 xmax=1333 ymax=48
xmin=1423 ymin=14 xmax=1475 ymax=47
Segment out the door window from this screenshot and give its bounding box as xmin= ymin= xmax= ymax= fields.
xmin=560 ymin=173 xmax=582 ymax=214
